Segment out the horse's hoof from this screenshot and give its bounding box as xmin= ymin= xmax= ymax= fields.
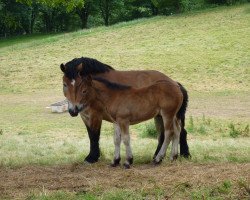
xmin=110 ymin=157 xmax=121 ymax=167
xmin=84 ymin=155 xmax=99 ymax=163
xmin=180 ymin=153 xmax=192 ymax=159
xmin=123 ymin=163 xmax=131 ymax=169
xmin=128 ymin=157 xmax=133 ymax=165
xmin=171 ymin=154 xmax=178 ymax=161
xmin=153 ymin=159 xmax=162 ymax=165
xmin=110 ymin=163 xmax=120 ymax=167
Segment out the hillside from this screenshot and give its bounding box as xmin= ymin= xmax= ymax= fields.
xmin=0 ymin=4 xmax=249 ymax=94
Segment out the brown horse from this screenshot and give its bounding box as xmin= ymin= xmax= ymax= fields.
xmin=66 ymin=75 xmax=183 ymax=168
xmin=60 ymin=57 xmax=190 ymax=163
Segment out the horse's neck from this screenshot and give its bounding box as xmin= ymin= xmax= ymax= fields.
xmin=93 ymin=81 xmax=130 ymax=106
xmin=93 ymin=82 xmax=115 ymax=104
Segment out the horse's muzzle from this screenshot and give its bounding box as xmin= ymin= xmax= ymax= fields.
xmin=68 ymin=105 xmax=84 ymax=117
xmin=69 ymin=109 xmax=79 ymax=117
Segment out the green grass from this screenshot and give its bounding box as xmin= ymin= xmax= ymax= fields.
xmin=0 ymin=4 xmax=249 ymax=200
xmin=20 ymin=178 xmax=250 ymax=200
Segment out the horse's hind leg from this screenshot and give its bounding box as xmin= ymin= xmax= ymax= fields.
xmin=153 ymin=115 xmax=165 ymax=159
xmin=170 ymin=118 xmax=181 ymax=161
xmin=111 ymin=124 xmax=121 ymax=167
xmin=153 ymin=114 xmax=173 ymax=164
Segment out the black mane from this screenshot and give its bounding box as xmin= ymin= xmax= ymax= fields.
xmin=93 ymin=77 xmax=131 ymax=90
xmin=64 ymin=57 xmax=114 ymax=79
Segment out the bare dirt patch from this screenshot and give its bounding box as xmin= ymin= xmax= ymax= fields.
xmin=189 ymin=94 xmax=250 ymax=119
xmin=1 ymin=162 xmax=249 ymax=199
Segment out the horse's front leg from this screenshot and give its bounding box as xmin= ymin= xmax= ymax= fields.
xmin=111 ymin=123 xmax=121 ymax=167
xmin=119 ymin=122 xmax=133 ymax=169
xmin=84 ymin=125 xmax=101 ymax=163
xmin=81 ymin=113 xmax=102 ymax=163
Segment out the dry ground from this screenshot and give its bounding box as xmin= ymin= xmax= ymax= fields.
xmin=1 ymin=162 xmax=249 ymax=199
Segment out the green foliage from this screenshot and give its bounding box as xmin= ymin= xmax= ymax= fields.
xmin=187 ymin=116 xmax=195 ymax=133
xmin=229 ymin=123 xmax=240 ymax=138
xmin=187 ymin=115 xmax=210 ymax=135
xmin=206 ymin=0 xmax=249 ymax=5
xmin=140 ymin=121 xmax=158 ymax=138
xmin=17 ymin=0 xmax=85 ymax=10
xmin=229 ymin=123 xmax=249 ymax=138
xmin=0 ymin=0 xmax=248 ymax=37
xmin=181 ymin=0 xmax=207 ymax=11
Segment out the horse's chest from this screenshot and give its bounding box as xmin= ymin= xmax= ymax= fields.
xmin=80 ymin=111 xmax=91 ymax=122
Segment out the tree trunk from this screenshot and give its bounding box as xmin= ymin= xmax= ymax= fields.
xmin=151 ymin=3 xmax=158 ymax=16
xmin=30 ymin=4 xmax=38 ymax=34
xmin=99 ymin=0 xmax=110 ymax=26
xmin=77 ymin=4 xmax=90 ymax=29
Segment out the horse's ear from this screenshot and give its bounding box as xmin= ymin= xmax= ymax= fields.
xmin=60 ymin=63 xmax=66 ymax=72
xmin=76 ymin=63 xmax=83 ymax=72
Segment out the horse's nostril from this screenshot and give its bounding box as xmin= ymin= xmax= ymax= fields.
xmin=69 ymin=108 xmax=78 ymax=117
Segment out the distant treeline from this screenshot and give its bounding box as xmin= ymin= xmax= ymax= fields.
xmin=0 ymin=0 xmax=248 ymax=37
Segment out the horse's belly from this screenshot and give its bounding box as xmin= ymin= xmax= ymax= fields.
xmin=129 ymin=109 xmax=159 ymax=125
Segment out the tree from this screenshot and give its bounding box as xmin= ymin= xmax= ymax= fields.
xmin=98 ymin=0 xmax=123 ymax=26
xmin=0 ymin=0 xmax=31 ymax=36
xmin=75 ymin=0 xmax=98 ymax=29
xmin=129 ymin=0 xmax=158 ymax=17
xmin=17 ymin=0 xmax=85 ymax=32
xmin=151 ymin=0 xmax=181 ymax=14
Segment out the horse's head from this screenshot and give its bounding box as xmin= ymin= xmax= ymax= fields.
xmin=60 ymin=63 xmax=93 ymax=117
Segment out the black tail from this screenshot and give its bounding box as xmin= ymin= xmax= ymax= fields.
xmin=177 ymin=82 xmax=191 ymax=158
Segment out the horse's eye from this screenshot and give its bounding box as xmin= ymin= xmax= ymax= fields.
xmin=82 ymin=90 xmax=87 ymax=94
xmin=63 ymin=83 xmax=67 ymax=88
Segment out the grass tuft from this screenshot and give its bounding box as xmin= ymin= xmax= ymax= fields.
xmin=229 ymin=123 xmax=250 ymax=138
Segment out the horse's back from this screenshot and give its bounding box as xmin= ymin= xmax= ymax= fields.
xmin=95 ymin=70 xmax=176 ymax=88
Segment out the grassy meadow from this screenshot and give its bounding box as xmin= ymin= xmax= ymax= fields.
xmin=0 ymin=4 xmax=249 ymax=200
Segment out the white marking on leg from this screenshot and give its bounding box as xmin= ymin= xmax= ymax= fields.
xmin=154 ymin=115 xmax=173 ymax=163
xmin=122 ymin=133 xmax=133 ymax=160
xmin=170 ymin=119 xmax=181 ymax=160
xmin=155 ymin=129 xmax=172 ymax=162
xmin=71 ymin=79 xmax=75 ymax=86
xmin=113 ymin=124 xmax=121 ymax=160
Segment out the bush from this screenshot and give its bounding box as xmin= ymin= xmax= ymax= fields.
xmin=228 ymin=123 xmax=249 ymax=138
xmin=141 ymin=122 xmax=158 ymax=138
xmin=206 ymin=0 xmax=249 ymax=5
xmin=181 ymin=0 xmax=207 ymax=11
